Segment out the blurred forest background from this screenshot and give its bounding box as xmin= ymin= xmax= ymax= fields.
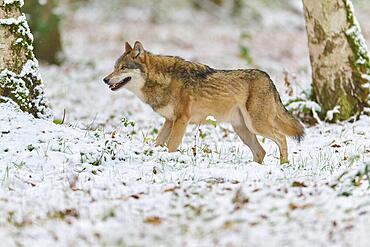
xmin=24 ymin=0 xmax=370 ymax=129
xmin=27 ymin=0 xmax=370 ymax=65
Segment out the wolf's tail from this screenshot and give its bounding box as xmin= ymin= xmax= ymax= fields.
xmin=275 ymin=101 xmax=305 ymax=142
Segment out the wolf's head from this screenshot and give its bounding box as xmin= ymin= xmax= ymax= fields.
xmin=103 ymin=41 xmax=147 ymax=93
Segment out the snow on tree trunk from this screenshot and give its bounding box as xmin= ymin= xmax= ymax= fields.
xmin=302 ymin=0 xmax=370 ymax=121
xmin=0 ymin=0 xmax=51 ymax=119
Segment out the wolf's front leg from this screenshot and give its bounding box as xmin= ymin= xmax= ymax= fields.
xmin=155 ymin=119 xmax=173 ymax=147
xmin=167 ymin=115 xmax=190 ymax=152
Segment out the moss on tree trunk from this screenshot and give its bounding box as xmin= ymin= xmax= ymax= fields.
xmin=0 ymin=0 xmax=51 ymax=119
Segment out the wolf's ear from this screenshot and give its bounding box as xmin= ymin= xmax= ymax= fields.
xmin=125 ymin=42 xmax=133 ymax=53
xmin=132 ymin=41 xmax=145 ymax=60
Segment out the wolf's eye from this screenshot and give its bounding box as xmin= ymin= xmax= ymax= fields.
xmin=121 ymin=66 xmax=126 ymax=70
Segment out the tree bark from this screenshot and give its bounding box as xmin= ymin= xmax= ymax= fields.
xmin=303 ymin=0 xmax=370 ymax=121
xmin=0 ymin=0 xmax=51 ymax=118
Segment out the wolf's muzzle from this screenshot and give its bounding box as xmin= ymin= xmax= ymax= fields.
xmin=103 ymin=77 xmax=110 ymax=84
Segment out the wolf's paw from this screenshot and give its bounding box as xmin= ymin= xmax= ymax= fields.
xmin=280 ymin=159 xmax=289 ymax=165
xmin=167 ymin=146 xmax=179 ymax=153
xmin=253 ymin=157 xmax=265 ymax=165
xmin=155 ymin=142 xmax=165 ymax=147
xmin=252 ymin=159 xmax=264 ymax=165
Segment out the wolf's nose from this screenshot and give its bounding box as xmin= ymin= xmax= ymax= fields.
xmin=103 ymin=77 xmax=110 ymax=84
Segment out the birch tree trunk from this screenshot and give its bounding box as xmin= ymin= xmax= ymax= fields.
xmin=0 ymin=0 xmax=51 ymax=118
xmin=303 ymin=0 xmax=370 ymax=121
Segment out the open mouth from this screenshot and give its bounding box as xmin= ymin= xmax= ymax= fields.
xmin=109 ymin=77 xmax=132 ymax=91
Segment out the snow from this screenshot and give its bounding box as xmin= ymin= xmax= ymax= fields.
xmin=20 ymin=59 xmax=42 ymax=80
xmin=285 ymin=100 xmax=321 ymax=113
xmin=326 ymin=106 xmax=341 ymax=122
xmin=3 ymin=0 xmax=24 ymax=7
xmin=0 ymin=69 xmax=30 ymax=99
xmin=0 ymin=14 xmax=34 ymax=45
xmin=344 ymin=0 xmax=370 ymax=71
xmin=206 ymin=116 xmax=217 ymax=127
xmin=2 ymin=97 xmax=370 ymax=246
xmin=361 ymin=73 xmax=370 ymax=83
xmin=2 ymin=1 xmax=370 ymax=246
xmin=0 ymin=14 xmax=26 ymax=25
xmin=0 ymin=59 xmax=51 ymax=119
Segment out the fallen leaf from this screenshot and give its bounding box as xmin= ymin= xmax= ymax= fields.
xmin=223 ymin=220 xmax=236 ymax=229
xmin=130 ymin=194 xmax=140 ymax=199
xmin=232 ymin=188 xmax=249 ymax=210
xmin=111 ymin=131 xmax=116 ymax=139
xmin=292 ymin=181 xmax=307 ymax=187
xmin=331 ymin=144 xmax=341 ymax=148
xmin=164 ymin=186 xmax=180 ymax=193
xmin=192 ymin=146 xmax=196 ymax=157
xmin=289 ymin=203 xmax=313 ymax=211
xmin=144 ymin=216 xmax=162 ymax=225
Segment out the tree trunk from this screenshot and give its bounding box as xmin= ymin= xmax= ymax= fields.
xmin=303 ymin=0 xmax=370 ymax=121
xmin=0 ymin=0 xmax=51 ymax=118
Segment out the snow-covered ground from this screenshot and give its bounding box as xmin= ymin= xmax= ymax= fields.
xmin=1 ymin=1 xmax=370 ymax=246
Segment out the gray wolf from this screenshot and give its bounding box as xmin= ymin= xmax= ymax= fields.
xmin=103 ymin=41 xmax=304 ymax=164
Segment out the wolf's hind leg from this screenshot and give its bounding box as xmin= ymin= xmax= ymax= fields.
xmin=155 ymin=119 xmax=173 ymax=147
xmin=257 ymin=129 xmax=288 ymax=164
xmin=240 ymin=105 xmax=288 ymax=164
xmin=231 ymin=109 xmax=266 ymax=164
xmin=245 ymin=113 xmax=288 ymax=164
xmin=271 ymin=130 xmax=288 ymax=164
